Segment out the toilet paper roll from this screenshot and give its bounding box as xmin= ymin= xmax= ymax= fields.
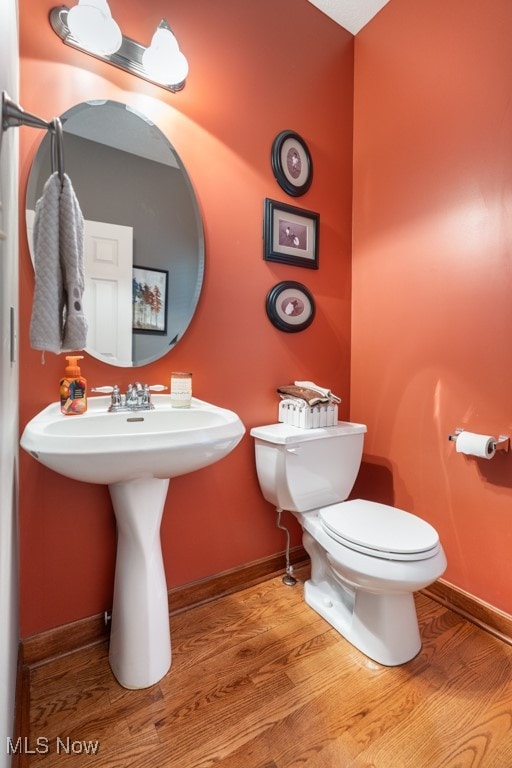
xmin=455 ymin=431 xmax=496 ymax=459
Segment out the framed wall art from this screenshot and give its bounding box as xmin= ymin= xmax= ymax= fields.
xmin=132 ymin=266 xmax=168 ymax=334
xmin=271 ymin=130 xmax=313 ymax=197
xmin=266 ymin=281 xmax=316 ymax=333
xmin=264 ymin=198 xmax=319 ymax=269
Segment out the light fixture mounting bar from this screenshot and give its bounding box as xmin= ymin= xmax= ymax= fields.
xmin=49 ymin=6 xmax=185 ymax=93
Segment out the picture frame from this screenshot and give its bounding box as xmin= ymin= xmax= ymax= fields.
xmin=266 ymin=281 xmax=316 ymax=333
xmin=271 ymin=130 xmax=313 ymax=197
xmin=132 ymin=266 xmax=168 ymax=334
xmin=264 ymin=198 xmax=319 ymax=269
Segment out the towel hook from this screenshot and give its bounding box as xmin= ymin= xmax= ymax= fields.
xmin=2 ymin=91 xmax=52 ymax=132
xmin=1 ymin=91 xmax=65 ymax=187
xmin=50 ymin=117 xmax=65 ymax=187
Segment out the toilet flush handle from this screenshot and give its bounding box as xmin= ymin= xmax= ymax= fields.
xmin=286 ymin=445 xmax=300 ymax=454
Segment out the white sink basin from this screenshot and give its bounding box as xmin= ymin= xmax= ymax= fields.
xmin=20 ymin=394 xmax=245 ymax=690
xmin=20 ymin=394 xmax=245 ymax=484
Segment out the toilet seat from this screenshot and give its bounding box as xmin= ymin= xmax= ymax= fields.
xmin=320 ymin=499 xmax=440 ymax=561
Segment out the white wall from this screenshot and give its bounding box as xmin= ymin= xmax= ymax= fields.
xmin=0 ymin=1 xmax=20 ymax=766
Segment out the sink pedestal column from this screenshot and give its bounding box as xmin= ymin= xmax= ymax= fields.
xmin=108 ymin=477 xmax=171 ymax=689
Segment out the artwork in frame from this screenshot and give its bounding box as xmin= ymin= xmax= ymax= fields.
xmin=271 ymin=130 xmax=313 ymax=197
xmin=132 ymin=266 xmax=168 ymax=334
xmin=264 ymin=198 xmax=319 ymax=270
xmin=266 ymin=281 xmax=316 ymax=333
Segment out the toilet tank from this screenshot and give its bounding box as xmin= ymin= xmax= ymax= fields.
xmin=250 ymin=422 xmax=367 ymax=513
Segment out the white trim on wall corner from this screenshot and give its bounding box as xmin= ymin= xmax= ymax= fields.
xmin=0 ymin=0 xmax=20 ymax=765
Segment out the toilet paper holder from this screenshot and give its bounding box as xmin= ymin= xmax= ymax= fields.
xmin=448 ymin=429 xmax=510 ymax=453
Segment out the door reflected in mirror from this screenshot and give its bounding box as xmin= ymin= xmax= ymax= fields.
xmin=26 ymin=100 xmax=204 ymax=367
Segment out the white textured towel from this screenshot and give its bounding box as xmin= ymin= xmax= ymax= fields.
xmin=30 ymin=172 xmax=88 ymax=354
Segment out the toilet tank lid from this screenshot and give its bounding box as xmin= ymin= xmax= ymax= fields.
xmin=250 ymin=421 xmax=367 ymax=445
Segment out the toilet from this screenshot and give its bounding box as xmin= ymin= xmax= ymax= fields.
xmin=250 ymin=421 xmax=447 ymax=666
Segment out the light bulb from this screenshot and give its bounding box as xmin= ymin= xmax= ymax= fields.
xmin=67 ymin=0 xmax=122 ymax=56
xmin=142 ymin=23 xmax=189 ymax=86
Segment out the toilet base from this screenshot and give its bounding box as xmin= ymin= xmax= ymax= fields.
xmin=304 ymin=578 xmax=421 ymax=666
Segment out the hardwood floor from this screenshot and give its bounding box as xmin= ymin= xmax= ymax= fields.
xmin=19 ymin=566 xmax=512 ymax=767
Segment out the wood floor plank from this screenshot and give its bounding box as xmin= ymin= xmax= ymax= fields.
xmin=151 ymin=623 xmax=426 ymax=766
xmin=22 ymin=569 xmax=512 ymax=768
xmin=346 ymin=624 xmax=512 ymax=767
xmin=125 ymin=611 xmax=327 ymax=737
xmin=166 ymin=581 xmax=313 ymax=676
xmin=267 ymin=634 xmax=439 ymax=767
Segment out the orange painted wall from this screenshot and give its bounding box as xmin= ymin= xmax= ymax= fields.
xmin=18 ymin=0 xmax=354 ymax=636
xmin=352 ymin=0 xmax=512 ymax=614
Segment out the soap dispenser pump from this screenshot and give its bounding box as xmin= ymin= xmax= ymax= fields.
xmin=60 ymin=355 xmax=87 ymax=415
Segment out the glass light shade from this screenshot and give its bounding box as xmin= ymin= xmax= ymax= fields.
xmin=142 ymin=25 xmax=189 ymax=86
xmin=67 ymin=0 xmax=122 ymax=56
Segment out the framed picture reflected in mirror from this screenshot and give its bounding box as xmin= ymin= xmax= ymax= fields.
xmin=132 ymin=266 xmax=168 ymax=334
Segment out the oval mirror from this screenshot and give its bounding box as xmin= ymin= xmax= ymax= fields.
xmin=26 ymin=100 xmax=204 ymax=367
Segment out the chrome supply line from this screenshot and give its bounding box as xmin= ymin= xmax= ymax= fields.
xmin=276 ymin=507 xmax=297 ymax=586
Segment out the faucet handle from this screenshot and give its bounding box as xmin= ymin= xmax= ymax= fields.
xmin=93 ymin=384 xmax=123 ymax=410
xmin=111 ymin=384 xmax=121 ymax=406
xmin=140 ymin=384 xmax=167 ymax=408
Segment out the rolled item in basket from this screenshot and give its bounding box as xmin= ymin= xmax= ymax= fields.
xmin=294 ymin=381 xmax=341 ymax=403
xmin=277 ymin=385 xmax=330 ymax=406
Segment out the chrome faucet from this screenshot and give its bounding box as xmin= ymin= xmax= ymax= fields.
xmin=118 ymin=382 xmax=152 ymax=412
xmin=91 ymin=383 xmax=170 ymax=412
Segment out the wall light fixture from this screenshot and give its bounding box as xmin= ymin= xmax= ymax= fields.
xmin=142 ymin=20 xmax=189 ymax=87
xmin=66 ymin=0 xmax=122 ymax=56
xmin=50 ymin=4 xmax=189 ymax=93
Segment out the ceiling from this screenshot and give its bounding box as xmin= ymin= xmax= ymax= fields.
xmin=307 ymin=0 xmax=391 ymax=35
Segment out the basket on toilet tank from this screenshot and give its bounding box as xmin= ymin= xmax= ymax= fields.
xmin=278 ymin=399 xmax=338 ymax=428
xmin=277 ymin=382 xmax=341 ymax=429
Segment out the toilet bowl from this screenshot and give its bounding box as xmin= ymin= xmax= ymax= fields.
xmin=250 ymin=421 xmax=447 ymax=666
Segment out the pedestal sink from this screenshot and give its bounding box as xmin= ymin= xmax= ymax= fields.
xmin=20 ymin=395 xmax=245 ymax=689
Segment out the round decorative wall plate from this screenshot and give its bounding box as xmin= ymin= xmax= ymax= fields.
xmin=266 ymin=281 xmax=315 ymax=333
xmin=271 ymin=130 xmax=313 ymax=197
